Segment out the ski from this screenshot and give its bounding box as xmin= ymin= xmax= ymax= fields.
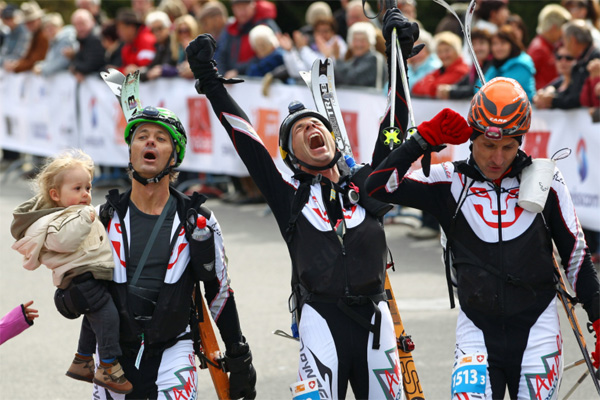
xmin=301 ymin=57 xmax=425 ymax=400
xmin=120 ymin=70 xmax=143 ymax=121
xmin=100 ymin=68 xmax=126 ymax=103
xmin=302 ymin=58 xmax=353 ymax=159
xmin=553 ymin=258 xmax=600 ymax=396
xmin=195 ymin=286 xmax=230 ymax=400
xmin=385 ymin=272 xmax=425 ymax=400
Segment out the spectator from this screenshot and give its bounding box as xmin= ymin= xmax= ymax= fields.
xmin=412 ymin=31 xmax=469 ymax=98
xmin=476 ymin=24 xmax=536 ymax=100
xmin=69 ymin=9 xmax=105 ymax=82
xmin=131 ymin=0 xmax=154 ymax=22
xmin=407 ymin=29 xmax=441 ymax=90
xmin=435 ymin=2 xmax=468 ymax=38
xmin=344 ymin=0 xmax=385 ymax=58
xmin=335 ymin=21 xmax=387 ymax=89
xmin=216 ymin=0 xmax=280 ymax=79
xmin=527 ymin=4 xmax=572 ymax=90
xmin=333 ymin=0 xmax=349 ymax=41
xmin=116 ymin=7 xmax=156 ymax=75
xmin=180 ymin=0 xmax=202 ymax=18
xmin=246 ymin=24 xmax=283 ymax=77
xmin=399 ymin=0 xmax=417 ymax=21
xmin=100 ymin=21 xmax=123 ymax=69
xmin=562 ymin=0 xmax=600 ymax=46
xmin=140 ymin=10 xmax=176 ymax=81
xmin=0 ymin=301 xmax=38 ymax=345
xmin=551 ymin=19 xmax=600 ymax=108
xmin=3 ymin=1 xmax=47 ymax=73
xmin=507 ymin=14 xmax=529 ymax=47
xmin=157 ymin=0 xmax=187 ymax=23
xmin=312 ymin=17 xmax=347 ymax=61
xmin=437 ymin=28 xmax=493 ymax=99
xmin=0 ymin=4 xmax=31 ymax=66
xmin=74 ymin=0 xmax=106 ymax=27
xmin=473 ymin=0 xmax=510 ymax=34
xmin=302 ymin=1 xmax=333 ymax=43
xmin=580 ymin=57 xmax=600 ymax=115
xmin=197 ymin=1 xmax=228 ymax=41
xmin=534 ymin=44 xmax=577 ymax=109
xmin=171 ymin=14 xmax=198 ymax=79
xmin=33 ymin=13 xmax=78 ymax=76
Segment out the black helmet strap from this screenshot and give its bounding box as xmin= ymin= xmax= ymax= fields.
xmin=292 ymin=150 xmax=342 ymax=172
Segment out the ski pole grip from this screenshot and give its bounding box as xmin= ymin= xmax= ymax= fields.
xmin=385 ymin=0 xmax=398 ymax=10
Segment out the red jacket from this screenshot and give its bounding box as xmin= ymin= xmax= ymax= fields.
xmin=527 ymin=35 xmax=557 ymax=90
xmin=580 ymin=75 xmax=600 ymax=107
xmin=218 ymin=1 xmax=279 ymax=73
xmin=412 ymin=58 xmax=469 ymax=98
xmin=120 ymin=26 xmax=156 ymax=71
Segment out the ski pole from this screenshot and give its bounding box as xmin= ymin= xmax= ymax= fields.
xmin=385 ymin=0 xmax=400 ymax=150
xmin=553 ymin=257 xmax=600 ymax=396
xmin=562 ymin=369 xmax=590 ymax=400
xmin=564 ymin=358 xmax=586 ymax=371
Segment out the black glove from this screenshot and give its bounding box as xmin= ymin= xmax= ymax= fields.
xmin=382 ymin=8 xmax=421 ymax=62
xmin=185 ymin=33 xmax=244 ymax=94
xmin=225 ymin=339 xmax=257 ymax=399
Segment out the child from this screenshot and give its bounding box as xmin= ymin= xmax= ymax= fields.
xmin=0 ymin=301 xmax=38 ymax=345
xmin=10 ymin=150 xmax=132 ymax=395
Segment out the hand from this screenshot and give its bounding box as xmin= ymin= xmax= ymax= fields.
xmin=185 ymin=33 xmax=218 ymax=65
xmin=417 ymin=108 xmax=472 ymax=146
xmin=592 ymin=319 xmax=599 ymax=369
xmin=62 ymin=47 xmax=75 ymax=60
xmin=226 ymin=341 xmax=257 ymax=399
xmin=89 ymin=210 xmax=96 ymax=222
xmin=587 ymin=58 xmax=600 ymax=78
xmin=278 ymin=33 xmax=293 ymax=51
xmin=292 ymin=30 xmax=309 ymax=49
xmin=22 ymin=300 xmax=39 ymax=323
xmin=436 ymin=84 xmax=451 ymax=100
xmin=146 ymin=65 xmax=162 ymax=80
xmin=382 ymin=8 xmax=419 ymax=61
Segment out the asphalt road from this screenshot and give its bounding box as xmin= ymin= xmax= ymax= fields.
xmin=0 ymin=176 xmax=597 ymax=400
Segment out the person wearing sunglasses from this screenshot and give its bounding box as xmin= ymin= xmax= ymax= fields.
xmin=366 ymin=76 xmax=600 ymax=400
xmin=533 ymin=45 xmax=577 ymax=109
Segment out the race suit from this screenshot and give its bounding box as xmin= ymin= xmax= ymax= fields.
xmin=93 ymin=188 xmax=243 ymax=400
xmin=365 ymin=138 xmax=600 ymax=400
xmin=200 ymin=75 xmax=406 ymax=399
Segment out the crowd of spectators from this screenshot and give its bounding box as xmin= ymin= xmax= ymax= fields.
xmin=1 ymin=0 xmax=599 ymax=247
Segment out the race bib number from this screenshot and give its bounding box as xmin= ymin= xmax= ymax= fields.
xmin=451 ymin=353 xmax=487 ymax=396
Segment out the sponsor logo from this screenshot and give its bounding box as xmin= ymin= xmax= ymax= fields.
xmin=373 ymin=347 xmax=402 ymax=400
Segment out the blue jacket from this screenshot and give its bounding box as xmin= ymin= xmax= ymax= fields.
xmin=476 ymin=52 xmax=536 ymax=100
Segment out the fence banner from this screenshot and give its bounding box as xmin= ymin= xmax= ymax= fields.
xmin=1 ymin=72 xmax=598 ymax=229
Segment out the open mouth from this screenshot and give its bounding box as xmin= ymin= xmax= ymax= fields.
xmin=308 ymin=133 xmax=324 ymax=149
xmin=143 ymin=149 xmax=157 ymax=160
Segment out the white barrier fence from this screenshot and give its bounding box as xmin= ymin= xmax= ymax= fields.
xmin=1 ymin=71 xmax=598 ymax=229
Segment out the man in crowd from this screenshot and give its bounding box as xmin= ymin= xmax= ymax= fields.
xmin=3 ymin=1 xmax=47 ymax=73
xmin=68 ymin=8 xmax=105 ymax=82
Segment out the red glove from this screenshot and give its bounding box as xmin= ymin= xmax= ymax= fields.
xmin=417 ymin=108 xmax=472 ymax=146
xmin=592 ymin=319 xmax=600 ymax=368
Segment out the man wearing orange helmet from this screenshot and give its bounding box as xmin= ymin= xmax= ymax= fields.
xmin=366 ymin=76 xmax=600 ymax=400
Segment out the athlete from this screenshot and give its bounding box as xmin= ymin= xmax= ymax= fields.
xmin=94 ymin=106 xmax=256 ymax=399
xmin=184 ymin=9 xmax=419 ymax=399
xmin=365 ymin=76 xmax=600 ymax=400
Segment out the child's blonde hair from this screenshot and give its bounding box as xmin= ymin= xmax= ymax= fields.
xmin=35 ymin=149 xmax=95 ymax=207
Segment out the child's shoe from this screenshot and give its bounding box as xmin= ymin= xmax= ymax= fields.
xmin=66 ymin=354 xmax=95 ymax=383
xmin=93 ymin=360 xmax=133 ymax=394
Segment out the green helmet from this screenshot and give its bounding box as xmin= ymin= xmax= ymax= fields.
xmin=125 ymin=106 xmax=187 ymax=167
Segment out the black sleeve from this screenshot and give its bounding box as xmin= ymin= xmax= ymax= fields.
xmin=371 ymin=50 xmax=410 ymax=169
xmin=72 ymin=36 xmax=106 ymax=74
xmin=200 ymin=78 xmax=295 ymax=233
xmin=203 ymin=277 xmax=243 ymax=352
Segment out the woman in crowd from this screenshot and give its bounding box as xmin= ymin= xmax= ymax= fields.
xmin=476 ymin=24 xmax=536 ymax=100
xmin=436 ymin=28 xmax=492 ymax=99
xmin=334 ymin=21 xmax=387 ymax=89
xmin=170 ymin=14 xmax=198 ymax=79
xmin=412 ymin=31 xmax=469 ymax=98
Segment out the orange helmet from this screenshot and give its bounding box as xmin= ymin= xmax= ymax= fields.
xmin=468 ymin=77 xmax=531 ymax=140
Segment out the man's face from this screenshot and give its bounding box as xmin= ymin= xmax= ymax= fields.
xmin=25 ymin=18 xmax=41 ymax=33
xmin=117 ymin=22 xmax=138 ymax=43
xmin=232 ymin=1 xmax=255 ymax=26
xmin=72 ymin=14 xmax=93 ymax=38
xmin=290 ymin=116 xmax=336 ymax=171
xmin=1 ymin=16 xmax=16 ymax=29
xmin=472 ymin=135 xmax=520 ymax=181
xmin=129 ymin=122 xmax=175 ymax=178
xmin=346 ymin=5 xmax=366 ymax=27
